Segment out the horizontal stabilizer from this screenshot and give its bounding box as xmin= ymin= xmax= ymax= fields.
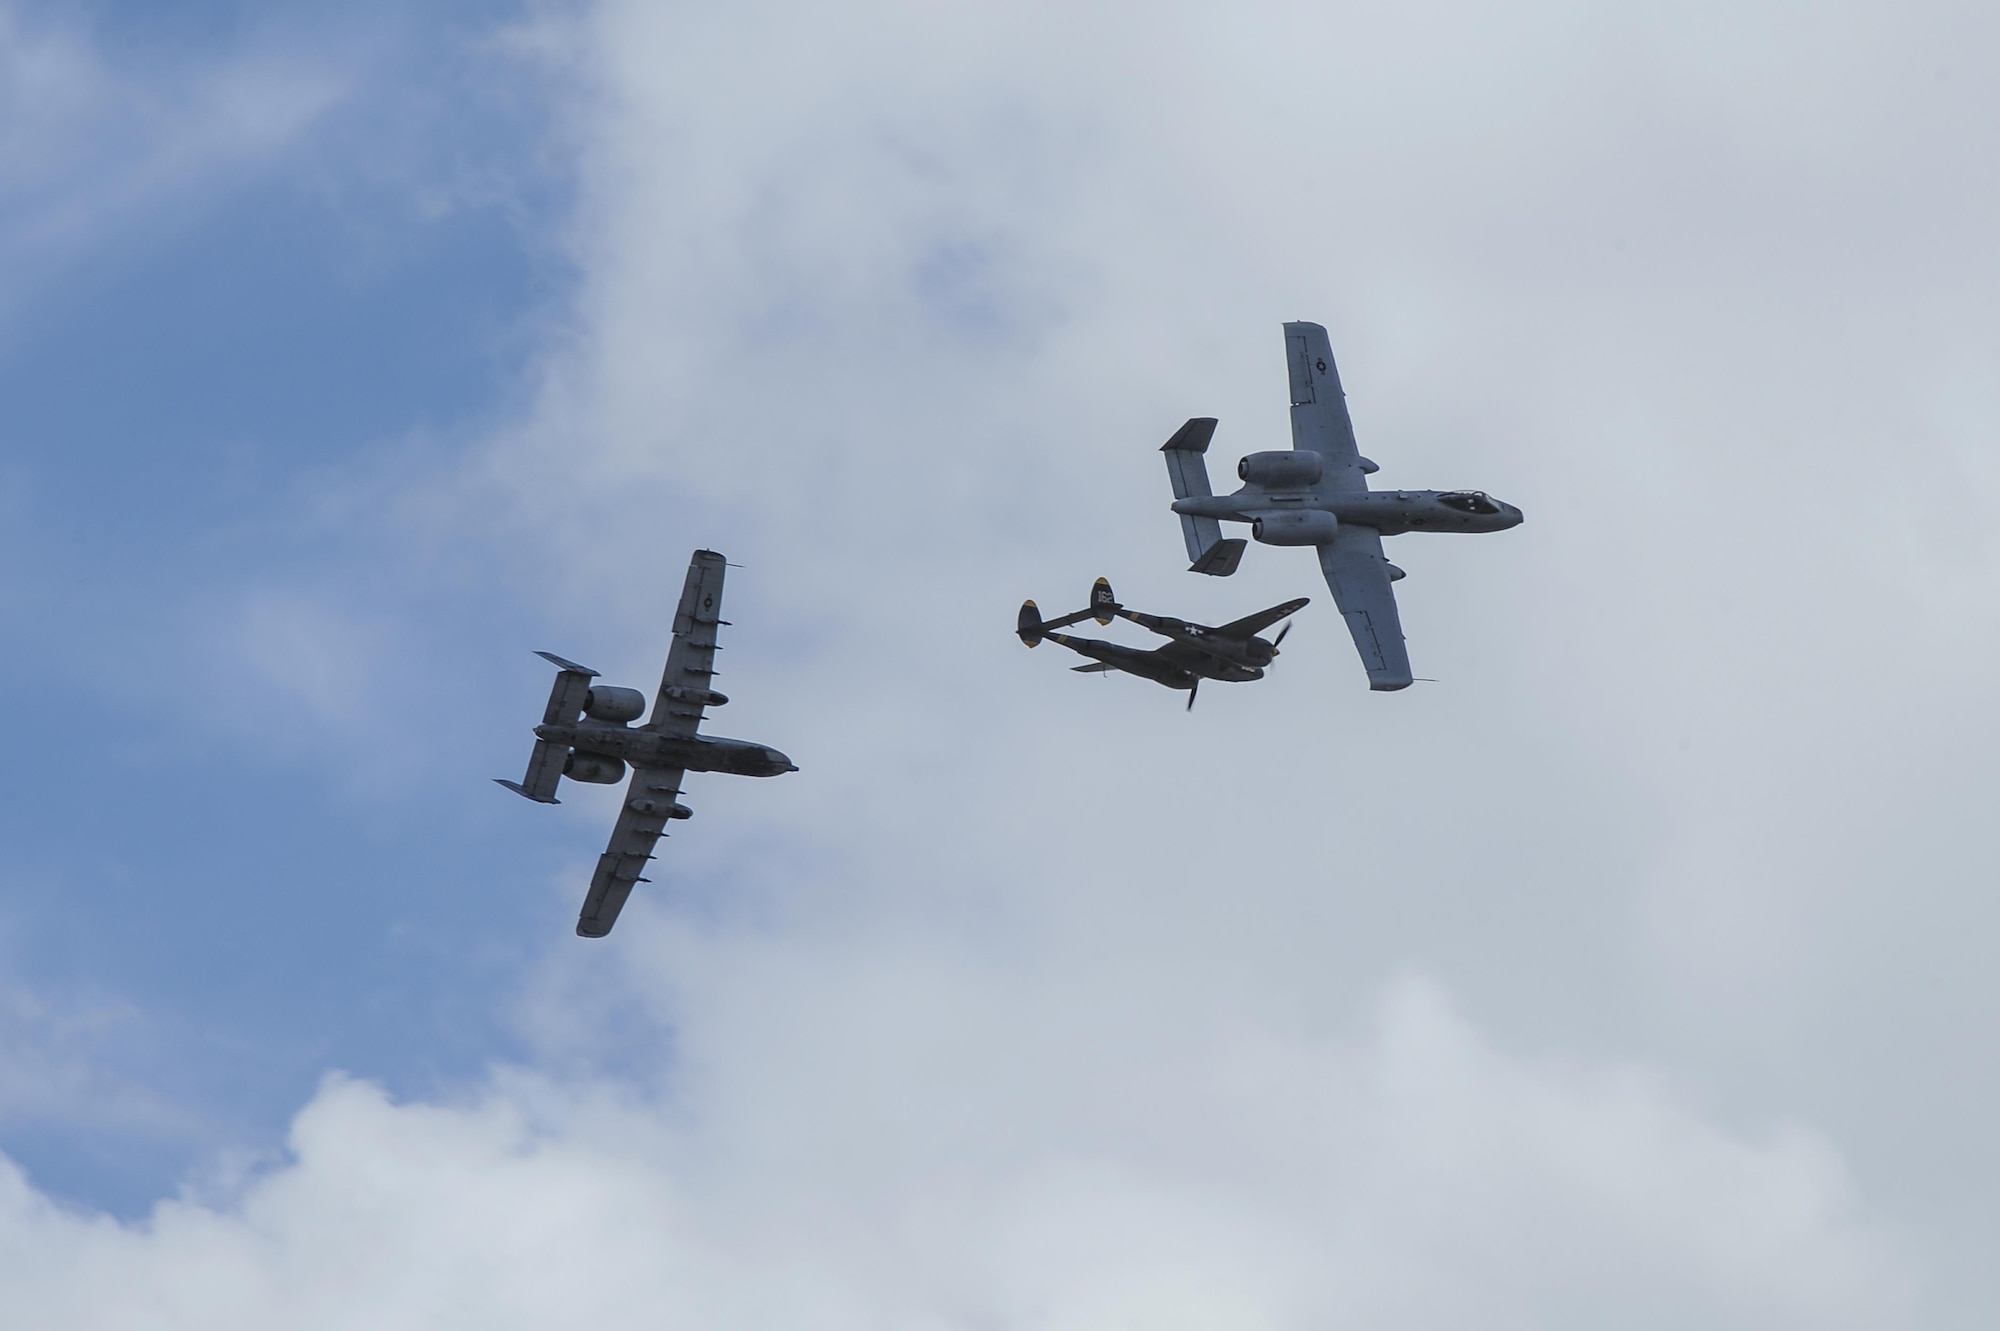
xmin=501 ymin=736 xmax=570 ymax=803
xmin=1160 ymin=419 xmax=1235 ymax=569
xmin=1026 ymin=594 xmax=1108 ymax=635
xmin=1188 ymin=537 xmax=1246 ymax=577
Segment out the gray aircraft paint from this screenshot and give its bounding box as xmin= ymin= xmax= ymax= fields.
xmin=1160 ymin=321 xmax=1522 ymax=690
xmin=498 ymin=549 xmax=796 ymax=937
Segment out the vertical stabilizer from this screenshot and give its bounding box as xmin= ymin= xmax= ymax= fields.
xmin=1160 ymin=417 xmax=1247 ymax=576
xmin=1017 ymin=600 xmax=1044 ymax=646
xmin=1090 ymin=577 xmax=1118 ymax=624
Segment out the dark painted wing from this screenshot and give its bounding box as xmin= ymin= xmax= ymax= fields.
xmin=649 ymin=550 xmax=727 ymax=737
xmin=1284 ymin=322 xmax=1372 ymax=494
xmin=1151 ymin=639 xmax=1212 ymax=667
xmin=1210 ymin=596 xmax=1310 ymax=640
xmin=575 ymin=767 xmax=688 ymax=937
xmin=1317 ymin=526 xmax=1412 ymax=690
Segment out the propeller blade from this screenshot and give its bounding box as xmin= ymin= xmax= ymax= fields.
xmin=1186 ymin=679 xmax=1199 ymax=711
xmin=1272 ymin=621 xmax=1292 ymax=648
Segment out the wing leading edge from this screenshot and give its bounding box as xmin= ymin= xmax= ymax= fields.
xmin=577 ymin=549 xmax=730 ymax=937
xmin=1284 ymin=322 xmax=1372 ymax=494
xmin=1318 ymin=526 xmax=1412 ymax=691
xmin=576 ymin=766 xmax=688 ymax=937
xmin=650 ymin=549 xmax=728 ymax=735
xmin=1211 ymin=596 xmax=1311 ymax=640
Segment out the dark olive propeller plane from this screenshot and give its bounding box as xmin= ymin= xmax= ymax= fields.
xmin=1017 ymin=577 xmax=1308 ymax=710
xmin=498 ymin=549 xmax=796 ymax=937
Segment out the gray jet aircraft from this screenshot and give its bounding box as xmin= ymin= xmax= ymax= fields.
xmin=497 ymin=549 xmax=796 ymax=937
xmin=1017 ymin=576 xmax=1308 ymax=709
xmin=1161 ymin=321 xmax=1523 ymax=690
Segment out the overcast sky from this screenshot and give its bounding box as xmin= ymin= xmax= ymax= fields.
xmin=2 ymin=0 xmax=1997 ymax=1325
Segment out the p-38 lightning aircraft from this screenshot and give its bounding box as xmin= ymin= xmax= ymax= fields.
xmin=1017 ymin=576 xmax=1308 ymax=709
xmin=1161 ymin=321 xmax=1523 ymax=690
xmin=497 ymin=549 xmax=796 ymax=938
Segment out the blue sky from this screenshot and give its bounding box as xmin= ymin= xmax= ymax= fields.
xmin=0 ymin=0 xmax=575 ymax=1211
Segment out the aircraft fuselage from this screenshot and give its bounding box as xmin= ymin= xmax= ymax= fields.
xmin=1044 ymin=632 xmax=1264 ymax=687
xmin=535 ymin=719 xmax=796 ymax=777
xmin=1173 ymin=487 xmax=1524 ymax=537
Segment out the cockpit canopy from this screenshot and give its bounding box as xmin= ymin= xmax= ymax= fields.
xmin=1437 ymin=490 xmax=1501 ymax=515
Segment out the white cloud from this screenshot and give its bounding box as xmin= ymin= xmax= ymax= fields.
xmin=0 ymin=972 xmax=198 ymax=1143
xmin=0 ymin=973 xmax=1912 ymax=1329
xmin=459 ymin=0 xmax=1994 ymax=1318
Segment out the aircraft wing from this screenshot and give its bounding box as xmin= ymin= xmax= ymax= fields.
xmin=1211 ymin=596 xmax=1310 ymax=640
xmin=575 ymin=766 xmax=688 ymax=937
xmin=1317 ymin=526 xmax=1413 ymax=690
xmin=1284 ymin=322 xmax=1373 ymax=494
xmin=648 ymin=549 xmax=728 ymax=737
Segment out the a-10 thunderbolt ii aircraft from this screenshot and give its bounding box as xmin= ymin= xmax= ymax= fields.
xmin=1017 ymin=576 xmax=1308 ymax=709
xmin=1161 ymin=321 xmax=1523 ymax=690
xmin=497 ymin=549 xmax=796 ymax=938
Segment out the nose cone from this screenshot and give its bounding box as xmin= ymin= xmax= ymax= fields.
xmin=1500 ymin=501 xmax=1525 ymax=529
xmin=768 ymin=749 xmax=798 ymax=774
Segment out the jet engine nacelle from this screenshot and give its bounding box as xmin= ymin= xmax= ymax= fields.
xmin=1238 ymin=451 xmax=1323 ymax=488
xmin=563 ymin=752 xmax=627 ymax=784
xmin=1251 ymin=510 xmax=1339 ymax=545
xmin=583 ymin=685 xmax=647 ymax=723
